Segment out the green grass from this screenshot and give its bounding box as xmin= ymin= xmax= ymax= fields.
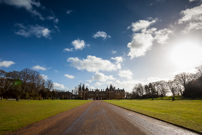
xmin=0 ymin=99 xmax=90 ymax=135
xmin=105 ymin=100 xmax=202 ymax=133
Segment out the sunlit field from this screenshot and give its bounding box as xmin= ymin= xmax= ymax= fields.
xmin=0 ymin=100 xmax=90 ymax=135
xmin=105 ymin=100 xmax=202 ymax=133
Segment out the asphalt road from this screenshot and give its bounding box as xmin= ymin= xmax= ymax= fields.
xmin=10 ymin=101 xmax=198 ymax=135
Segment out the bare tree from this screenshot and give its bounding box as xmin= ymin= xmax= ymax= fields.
xmin=133 ymin=83 xmax=144 ymax=98
xmin=148 ymin=83 xmax=156 ymax=100
xmin=167 ymin=81 xmax=178 ymax=100
xmin=174 ymin=72 xmax=195 ymax=96
xmin=154 ymin=81 xmax=168 ymax=98
xmin=46 ymin=80 xmax=53 ymax=91
xmin=196 ymin=65 xmax=202 ymax=76
xmin=144 ymin=84 xmax=150 ymax=98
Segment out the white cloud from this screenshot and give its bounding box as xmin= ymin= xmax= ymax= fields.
xmin=104 ymin=79 xmax=142 ymax=92
xmin=40 ymin=74 xmax=48 ymax=80
xmin=118 ymin=70 xmax=133 ymax=79
xmin=189 ymin=0 xmax=197 ymax=2
xmin=72 ymin=39 xmax=85 ymax=50
xmin=111 ymin=50 xmax=117 ymax=54
xmin=0 ymin=61 xmax=15 ymax=67
xmin=64 ymin=48 xmax=73 ymax=52
xmin=67 ymin=55 xmax=121 ymax=72
xmin=93 ymin=31 xmax=111 ymax=39
xmin=178 ymin=4 xmax=202 ymax=32
xmin=127 ymin=29 xmax=155 ymax=58
xmin=111 ymin=56 xmax=123 ymax=64
xmin=53 ymin=82 xmax=69 ymax=91
xmin=129 ymin=19 xmax=157 ymax=32
xmin=127 ymin=19 xmax=172 ymax=59
xmin=65 ymin=74 xmax=75 ymax=79
xmin=147 ymin=77 xmax=169 ymax=83
xmin=0 ymin=0 xmax=44 ymax=20
xmin=66 ymin=10 xmax=72 ymax=14
xmin=32 ymin=65 xmax=47 ymax=71
xmin=91 ymin=72 xmax=115 ymax=82
xmin=154 ymin=28 xmax=172 ymax=44
xmin=15 ymin=24 xmax=52 ymax=39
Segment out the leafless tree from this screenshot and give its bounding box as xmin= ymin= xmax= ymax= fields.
xmin=148 ymin=83 xmax=156 ymax=100
xmin=154 ymin=81 xmax=168 ymax=98
xmin=46 ymin=79 xmax=53 ymax=91
xmin=196 ymin=65 xmax=202 ymax=76
xmin=144 ymin=84 xmax=150 ymax=98
xmin=174 ymin=72 xmax=195 ymax=95
xmin=167 ymin=81 xmax=178 ymax=100
xmin=133 ymin=83 xmax=144 ymax=98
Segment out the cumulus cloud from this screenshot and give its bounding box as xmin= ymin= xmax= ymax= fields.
xmin=67 ymin=55 xmax=121 ymax=72
xmin=0 ymin=0 xmax=44 ymax=20
xmin=178 ymin=4 xmax=202 ymax=32
xmin=64 ymin=74 xmax=75 ymax=79
xmin=0 ymin=61 xmax=15 ymax=67
xmin=32 ymin=65 xmax=47 ymax=71
xmin=53 ymin=82 xmax=69 ymax=91
xmin=93 ymin=31 xmax=111 ymax=39
xmin=64 ymin=48 xmax=73 ymax=52
xmin=154 ymin=28 xmax=172 ymax=44
xmin=72 ymin=39 xmax=85 ymax=50
xmin=91 ymin=72 xmax=115 ymax=82
xmin=129 ymin=19 xmax=157 ymax=32
xmin=15 ymin=24 xmax=52 ymax=39
xmin=118 ymin=70 xmax=133 ymax=79
xmin=40 ymin=74 xmax=48 ymax=80
xmin=66 ymin=10 xmax=72 ymax=14
xmin=111 ymin=56 xmax=123 ymax=64
xmin=127 ymin=19 xmax=172 ymax=59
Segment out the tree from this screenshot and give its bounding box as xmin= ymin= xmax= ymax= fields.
xmin=144 ymin=84 xmax=150 ymax=99
xmin=46 ymin=80 xmax=53 ymax=91
xmin=196 ymin=65 xmax=202 ymax=76
xmin=174 ymin=72 xmax=194 ymax=93
xmin=167 ymin=81 xmax=178 ymax=100
xmin=148 ymin=83 xmax=156 ymax=100
xmin=154 ymin=81 xmax=168 ymax=98
xmin=133 ymin=83 xmax=144 ymax=98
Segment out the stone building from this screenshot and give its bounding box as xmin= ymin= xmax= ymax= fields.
xmin=78 ymin=84 xmax=125 ymax=100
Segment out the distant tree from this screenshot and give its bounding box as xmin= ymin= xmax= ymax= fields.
xmin=46 ymin=80 xmax=53 ymax=91
xmin=167 ymin=81 xmax=178 ymax=100
xmin=148 ymin=83 xmax=156 ymax=100
xmin=133 ymin=83 xmax=144 ymax=98
xmin=174 ymin=72 xmax=194 ymax=94
xmin=196 ymin=65 xmax=202 ymax=76
xmin=154 ymin=81 xmax=168 ymax=98
xmin=184 ymin=76 xmax=202 ymax=98
xmin=144 ymin=84 xmax=150 ymax=99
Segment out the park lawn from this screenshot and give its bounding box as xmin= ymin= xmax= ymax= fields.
xmin=105 ymin=100 xmax=202 ymax=133
xmin=0 ymin=99 xmax=90 ymax=135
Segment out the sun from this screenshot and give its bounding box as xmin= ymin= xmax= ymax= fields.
xmin=170 ymin=40 xmax=202 ymax=69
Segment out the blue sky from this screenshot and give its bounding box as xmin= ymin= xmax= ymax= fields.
xmin=1 ymin=0 xmax=202 ymax=92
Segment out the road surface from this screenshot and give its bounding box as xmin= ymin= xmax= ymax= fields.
xmin=10 ymin=101 xmax=198 ymax=135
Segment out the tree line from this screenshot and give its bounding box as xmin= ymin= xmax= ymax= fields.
xmin=0 ymin=68 xmax=71 ymax=101
xmin=126 ymin=65 xmax=202 ymax=100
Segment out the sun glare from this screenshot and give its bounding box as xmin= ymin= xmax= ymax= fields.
xmin=170 ymin=41 xmax=202 ymax=69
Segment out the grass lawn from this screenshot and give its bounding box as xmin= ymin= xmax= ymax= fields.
xmin=0 ymin=99 xmax=90 ymax=135
xmin=105 ymin=100 xmax=202 ymax=133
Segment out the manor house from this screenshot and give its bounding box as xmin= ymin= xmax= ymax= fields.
xmin=78 ymin=84 xmax=125 ymax=100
